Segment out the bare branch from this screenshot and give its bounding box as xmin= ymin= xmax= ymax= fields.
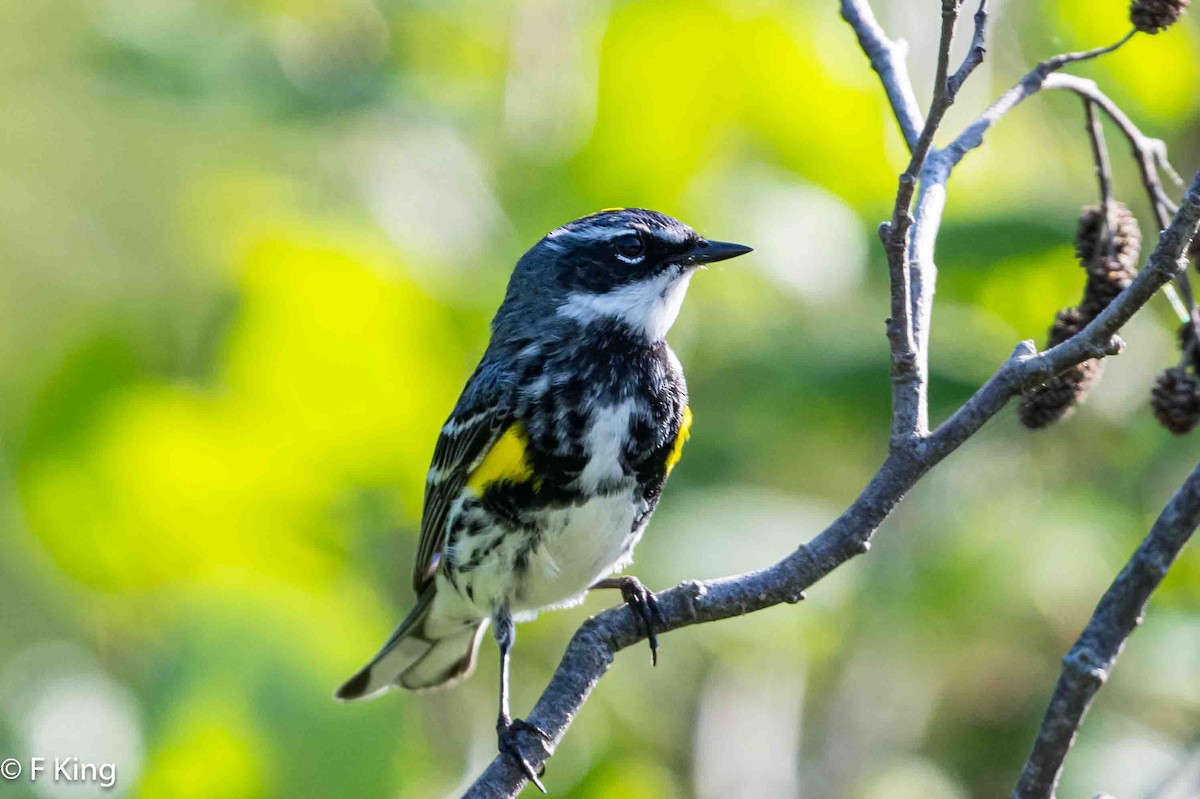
xmin=941 ymin=32 xmax=1137 ymax=171
xmin=1042 ymin=73 xmax=1197 ymax=323
xmin=461 ymin=448 xmax=917 ymax=799
xmin=882 ymin=0 xmax=968 ymax=447
xmin=461 ymin=170 xmax=1200 ymax=799
xmin=1155 ymin=145 xmax=1186 ymax=190
xmin=900 ymin=33 xmax=1138 ymax=409
xmin=1044 ymin=29 xmax=1137 ymax=71
xmin=947 ymin=0 xmax=990 ymax=100
xmin=1043 ymin=74 xmax=1177 ymax=228
xmin=1081 ymin=97 xmax=1133 ymax=320
xmin=928 ymin=170 xmax=1200 ymax=459
xmin=838 ymin=0 xmax=924 ymax=152
xmin=1010 ymin=461 xmax=1200 ymax=799
xmin=1082 ymin=99 xmax=1115 ymax=246
xmin=880 ymin=201 xmax=923 ymax=447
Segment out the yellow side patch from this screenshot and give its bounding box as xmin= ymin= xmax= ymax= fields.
xmin=665 ymin=406 xmax=692 ymax=476
xmin=466 ymin=423 xmax=536 ymax=492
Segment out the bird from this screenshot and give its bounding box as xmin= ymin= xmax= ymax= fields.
xmin=335 ymin=208 xmax=751 ymax=790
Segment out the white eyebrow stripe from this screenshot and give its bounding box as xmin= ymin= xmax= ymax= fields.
xmin=548 ymin=221 xmax=631 ymax=244
xmin=658 ymin=225 xmax=691 ymax=245
xmin=542 ymin=212 xmax=696 ymax=252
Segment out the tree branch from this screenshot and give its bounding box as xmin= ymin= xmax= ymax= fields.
xmin=1082 ymin=99 xmax=1115 ymax=252
xmin=1042 ymin=73 xmax=1197 ymax=323
xmin=930 ymin=170 xmax=1200 ymax=456
xmin=837 ymin=0 xmax=937 ymax=449
xmin=947 ymin=0 xmax=989 ymax=101
xmin=1010 ymin=461 xmax=1200 ymax=799
xmin=1042 ymin=74 xmax=1176 ymax=228
xmin=901 ymin=34 xmax=1142 ymax=386
xmin=882 ymin=0 xmax=967 ymax=448
xmin=461 ymin=169 xmax=1200 ymax=799
xmin=838 ymin=0 xmax=924 ymax=152
xmin=940 ymin=33 xmax=1136 ymax=172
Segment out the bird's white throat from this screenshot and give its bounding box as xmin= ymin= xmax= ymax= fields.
xmin=557 ymin=269 xmax=694 ymax=341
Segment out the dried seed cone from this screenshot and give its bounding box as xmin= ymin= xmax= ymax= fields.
xmin=1075 ymin=204 xmax=1141 ymax=317
xmin=1018 ymin=362 xmax=1103 ymax=429
xmin=1081 ymin=258 xmax=1138 ymax=317
xmin=1018 ymin=308 xmax=1103 ymax=429
xmin=1047 ymin=306 xmax=1088 ymax=347
xmin=1130 ymin=0 xmax=1189 ymax=32
xmin=1178 ymin=322 xmax=1200 ymax=372
xmin=1151 ymin=367 xmax=1200 ymax=434
xmin=1075 ymin=203 xmax=1141 ymax=271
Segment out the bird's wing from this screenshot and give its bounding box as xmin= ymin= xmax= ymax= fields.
xmin=412 ymin=363 xmax=514 ymax=592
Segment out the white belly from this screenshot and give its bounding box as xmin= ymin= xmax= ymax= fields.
xmin=510 ymin=486 xmax=641 ymax=614
xmin=450 ymin=399 xmax=652 ymax=619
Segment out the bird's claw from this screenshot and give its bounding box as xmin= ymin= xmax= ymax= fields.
xmin=497 ymin=717 xmax=550 ymax=793
xmin=619 ymin=578 xmax=663 ymax=666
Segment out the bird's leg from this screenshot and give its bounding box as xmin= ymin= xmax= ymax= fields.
xmin=493 ymin=607 xmax=550 ymax=793
xmin=589 ymin=576 xmax=664 ymax=666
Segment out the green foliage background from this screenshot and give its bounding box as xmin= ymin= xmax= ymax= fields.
xmin=1 ymin=1 xmax=1198 ymax=797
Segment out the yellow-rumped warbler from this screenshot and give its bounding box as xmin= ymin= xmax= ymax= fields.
xmin=336 ymin=209 xmax=750 ymax=788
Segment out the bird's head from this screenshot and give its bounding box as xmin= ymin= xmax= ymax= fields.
xmin=498 ymin=209 xmax=751 ymax=343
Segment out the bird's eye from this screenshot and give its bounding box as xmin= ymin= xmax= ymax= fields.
xmin=613 ymin=233 xmax=645 ymax=261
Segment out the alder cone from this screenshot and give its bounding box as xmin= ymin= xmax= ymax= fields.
xmin=1019 ymin=361 xmax=1103 ymax=429
xmin=1178 ymin=322 xmax=1200 ymax=372
xmin=1130 ymin=0 xmax=1190 ymax=33
xmin=1081 ymin=258 xmax=1138 ymax=317
xmin=1151 ymin=367 xmax=1200 ymax=434
xmin=1074 ymin=203 xmax=1141 ymax=271
xmin=1018 ymin=308 xmax=1102 ymax=429
xmin=1075 ymin=204 xmax=1141 ymax=318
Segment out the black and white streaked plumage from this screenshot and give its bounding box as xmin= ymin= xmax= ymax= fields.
xmin=336 ymin=209 xmax=751 ymax=789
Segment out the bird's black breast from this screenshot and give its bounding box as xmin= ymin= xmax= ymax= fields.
xmin=499 ymin=320 xmax=688 ymax=513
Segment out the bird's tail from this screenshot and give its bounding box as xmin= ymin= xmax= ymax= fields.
xmin=335 ymin=588 xmax=488 ymax=700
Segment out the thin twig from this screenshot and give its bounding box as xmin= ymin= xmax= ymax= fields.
xmin=886 ymin=12 xmax=1128 ymax=451
xmin=1044 ymin=74 xmax=1195 ymax=322
xmin=461 ymin=172 xmax=1200 ymax=799
xmin=880 ymin=0 xmax=966 ymax=447
xmin=1044 ymin=75 xmax=1177 ymax=230
xmin=838 ymin=0 xmax=924 ymax=152
xmin=940 ymin=33 xmax=1137 ymax=170
xmin=901 ymin=0 xmax=965 ymax=425
xmin=1155 ymin=146 xmax=1186 ymax=189
xmin=947 ymin=0 xmax=990 ymax=100
xmin=1044 ymin=30 xmax=1137 ymax=72
xmin=838 ymin=0 xmax=936 ymax=448
xmin=1010 ymin=461 xmax=1200 ymax=799
xmin=1083 ymin=99 xmax=1116 ymax=258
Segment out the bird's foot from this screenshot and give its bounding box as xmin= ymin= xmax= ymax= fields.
xmin=594 ymin=575 xmax=663 ymax=666
xmin=497 ymin=716 xmax=550 ymax=793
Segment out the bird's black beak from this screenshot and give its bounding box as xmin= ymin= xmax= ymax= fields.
xmin=676 ymin=238 xmax=753 ymax=267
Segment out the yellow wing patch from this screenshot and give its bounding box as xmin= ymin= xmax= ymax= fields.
xmin=665 ymin=406 xmax=692 ymax=476
xmin=466 ymin=423 xmax=537 ymax=492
